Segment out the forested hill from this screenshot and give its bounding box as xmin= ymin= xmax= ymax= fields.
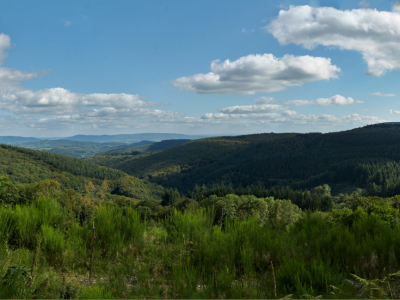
xmin=109 ymin=139 xmax=192 ymax=154
xmin=101 ymin=124 xmax=400 ymax=196
xmin=0 ymin=144 xmax=124 ymax=181
xmin=18 ymin=140 xmax=130 ymax=158
xmin=0 ymin=144 xmax=163 ymax=200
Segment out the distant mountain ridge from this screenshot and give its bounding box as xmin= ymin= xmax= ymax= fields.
xmin=60 ymin=133 xmax=211 ymax=143
xmin=0 ymin=134 xmax=213 ymax=158
xmin=0 ymin=136 xmax=41 ymax=144
xmin=18 ymin=139 xmax=131 ymax=158
xmin=0 ymin=133 xmax=212 ymax=145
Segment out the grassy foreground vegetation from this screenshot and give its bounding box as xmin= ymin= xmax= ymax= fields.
xmin=2 ymin=177 xmax=400 ymax=299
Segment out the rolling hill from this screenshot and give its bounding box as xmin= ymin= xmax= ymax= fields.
xmin=88 ymin=139 xmax=193 ymax=168
xmin=94 ymin=124 xmax=400 ymax=196
xmin=108 ymin=139 xmax=192 ymax=154
xmin=19 ymin=140 xmax=130 ymax=158
xmin=0 ymin=144 xmax=163 ymax=200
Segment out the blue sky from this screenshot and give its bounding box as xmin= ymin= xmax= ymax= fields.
xmin=0 ymin=0 xmax=400 ymax=137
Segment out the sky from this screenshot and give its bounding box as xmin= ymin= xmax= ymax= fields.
xmin=1 ymin=0 xmax=400 ymax=137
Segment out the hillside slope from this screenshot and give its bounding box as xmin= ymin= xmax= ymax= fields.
xmin=19 ymin=140 xmax=129 ymax=158
xmin=0 ymin=144 xmax=163 ymax=200
xmin=107 ymin=139 xmax=192 ymax=154
xmin=88 ymin=139 xmax=194 ymax=169
xmin=100 ymin=124 xmax=400 ymax=196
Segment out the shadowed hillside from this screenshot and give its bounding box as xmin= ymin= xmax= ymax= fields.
xmin=109 ymin=139 xmax=192 ymax=154
xmin=97 ymin=124 xmax=400 ymax=196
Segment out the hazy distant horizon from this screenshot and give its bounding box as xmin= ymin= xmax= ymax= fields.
xmin=2 ymin=122 xmax=395 ymax=140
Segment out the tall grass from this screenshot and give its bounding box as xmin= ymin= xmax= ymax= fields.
xmin=1 ymin=199 xmax=400 ymax=298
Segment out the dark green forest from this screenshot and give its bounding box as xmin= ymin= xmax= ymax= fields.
xmin=93 ymin=124 xmax=400 ymax=197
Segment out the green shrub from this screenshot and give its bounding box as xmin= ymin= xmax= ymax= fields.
xmin=41 ymin=224 xmax=64 ymax=266
xmin=80 ymin=286 xmax=112 ymax=299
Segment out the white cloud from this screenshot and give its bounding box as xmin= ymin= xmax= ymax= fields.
xmin=356 ymin=100 xmax=364 ymax=103
xmin=253 ymin=96 xmax=277 ymax=104
xmin=276 ymin=4 xmax=289 ymax=9
xmin=0 ymin=86 xmax=163 ymax=115
xmin=79 ymin=93 xmax=160 ymax=108
xmin=285 ymin=100 xmax=315 ymax=106
xmin=315 ymin=95 xmax=354 ymax=106
xmin=393 ymin=1 xmax=400 ymax=12
xmin=282 ymin=110 xmax=297 ymax=116
xmin=285 ymin=95 xmax=356 ymax=106
xmin=241 ymin=28 xmax=247 ymax=33
xmin=359 ymin=0 xmax=370 ymax=8
xmin=64 ymin=21 xmax=72 ymax=27
xmin=0 ymin=68 xmax=38 ymax=84
xmin=202 ymin=112 xmax=280 ymax=120
xmin=218 ymin=104 xmax=284 ymax=114
xmin=0 ymin=34 xmax=42 ymax=87
xmin=0 ymin=33 xmax=11 ymax=63
xmin=201 ymin=110 xmax=378 ymax=126
xmin=267 ymin=5 xmax=400 ymax=76
xmin=171 ymin=53 xmax=340 ymax=95
xmin=372 ymin=92 xmax=396 ymax=97
xmin=389 ymin=109 xmax=400 ymax=114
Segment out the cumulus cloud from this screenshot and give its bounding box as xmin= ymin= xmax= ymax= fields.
xmin=394 ymin=1 xmax=400 ymax=12
xmin=285 ymin=100 xmax=315 ymax=106
xmin=0 ymin=34 xmax=38 ymax=86
xmin=253 ymin=96 xmax=277 ymax=104
xmin=0 ymin=86 xmax=163 ymax=115
xmin=201 ymin=110 xmax=378 ymax=127
xmin=359 ymin=0 xmax=370 ymax=8
xmin=389 ymin=109 xmax=400 ymax=114
xmin=282 ymin=110 xmax=297 ymax=116
xmin=0 ymin=33 xmax=11 ymax=63
xmin=285 ymin=95 xmax=356 ymax=106
xmin=372 ymin=92 xmax=396 ymax=97
xmin=267 ymin=5 xmax=400 ymax=76
xmin=315 ymin=95 xmax=354 ymax=106
xmin=218 ymin=104 xmax=284 ymax=114
xmin=0 ymin=68 xmax=38 ymax=85
xmin=171 ymin=53 xmax=340 ymax=95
